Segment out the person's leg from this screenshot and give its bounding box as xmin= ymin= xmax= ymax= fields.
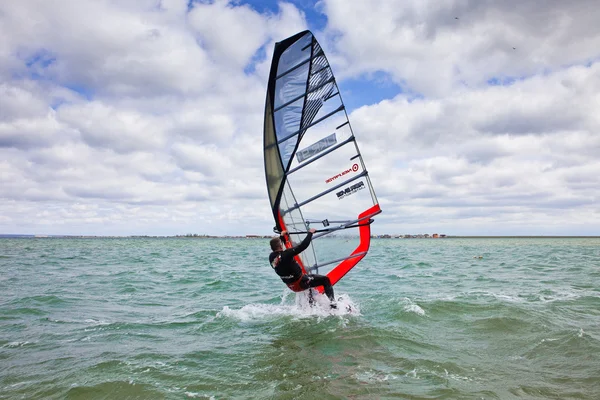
xmin=301 ymin=274 xmax=335 ymax=302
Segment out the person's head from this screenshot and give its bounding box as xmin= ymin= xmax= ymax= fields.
xmin=270 ymin=236 xmax=283 ymax=251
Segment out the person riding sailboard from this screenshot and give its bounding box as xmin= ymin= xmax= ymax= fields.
xmin=263 ymin=30 xmax=381 ymax=306
xmin=269 ymin=229 xmax=337 ymax=308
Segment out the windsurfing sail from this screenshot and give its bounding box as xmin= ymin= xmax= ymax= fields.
xmin=263 ymin=30 xmax=381 ymax=288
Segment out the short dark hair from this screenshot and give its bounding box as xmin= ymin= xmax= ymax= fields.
xmin=270 ymin=237 xmax=282 ymax=251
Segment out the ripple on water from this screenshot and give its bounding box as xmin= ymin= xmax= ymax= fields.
xmin=1 ymin=237 xmax=599 ymax=399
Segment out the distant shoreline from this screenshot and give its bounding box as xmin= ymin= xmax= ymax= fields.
xmin=1 ymin=234 xmax=599 ymax=239
xmin=445 ymin=236 xmax=600 ymax=239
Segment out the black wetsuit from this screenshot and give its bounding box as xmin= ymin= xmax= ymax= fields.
xmin=268 ymin=232 xmax=335 ymax=302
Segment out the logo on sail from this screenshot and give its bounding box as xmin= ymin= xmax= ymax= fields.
xmin=325 ymin=163 xmax=359 ymax=184
xmin=297 ymin=133 xmax=337 ymax=163
xmin=336 ymin=181 xmax=365 ymax=199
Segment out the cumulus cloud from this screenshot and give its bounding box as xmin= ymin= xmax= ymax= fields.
xmin=0 ymin=0 xmax=598 ymax=236
xmin=349 ymin=58 xmax=599 ymax=234
xmin=188 ymin=0 xmax=269 ymax=68
xmin=321 ymin=0 xmax=600 ymax=97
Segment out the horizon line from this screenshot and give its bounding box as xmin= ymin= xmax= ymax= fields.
xmin=1 ymin=234 xmax=599 ymax=239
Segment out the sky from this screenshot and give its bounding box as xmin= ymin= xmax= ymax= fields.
xmin=1 ymin=0 xmax=599 ymax=236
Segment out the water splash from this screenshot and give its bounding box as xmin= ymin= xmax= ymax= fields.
xmin=217 ymin=292 xmax=360 ymax=321
xmin=402 ymin=298 xmax=426 ymax=316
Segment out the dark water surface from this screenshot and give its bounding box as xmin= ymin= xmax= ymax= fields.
xmin=1 ymin=237 xmax=599 ymax=399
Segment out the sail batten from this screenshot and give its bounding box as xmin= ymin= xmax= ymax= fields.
xmin=264 ymin=104 xmax=345 ymax=150
xmin=288 ymin=136 xmax=354 ymax=175
xmin=263 ymin=30 xmax=381 ymax=287
xmin=284 ymin=170 xmax=368 ymax=214
xmin=275 ymin=49 xmax=324 ymax=80
xmin=311 ymin=65 xmax=331 ymax=77
xmin=273 ymin=76 xmax=336 ymax=113
xmin=308 ymin=252 xmax=368 ymax=272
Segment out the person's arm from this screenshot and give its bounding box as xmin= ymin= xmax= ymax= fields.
xmin=291 ymin=231 xmax=313 ymax=255
xmin=280 ymin=229 xmax=316 ymax=260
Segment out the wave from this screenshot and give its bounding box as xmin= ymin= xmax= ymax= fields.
xmin=10 ymin=295 xmax=70 ymax=306
xmin=428 ymin=289 xmax=594 ymax=305
xmin=65 ymin=380 xmax=161 ymax=399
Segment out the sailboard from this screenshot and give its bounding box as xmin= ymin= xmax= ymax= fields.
xmin=263 ymin=30 xmax=381 ymax=290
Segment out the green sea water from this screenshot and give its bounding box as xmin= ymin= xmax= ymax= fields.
xmin=1 ymin=237 xmax=599 ymax=399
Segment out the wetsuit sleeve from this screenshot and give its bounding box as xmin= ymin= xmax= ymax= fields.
xmin=279 ymin=232 xmax=313 ymax=262
xmin=294 ymin=231 xmax=313 ymax=254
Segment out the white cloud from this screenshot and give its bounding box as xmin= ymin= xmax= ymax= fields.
xmin=188 ymin=0 xmax=269 ymax=69
xmin=321 ymin=0 xmax=600 ymax=97
xmin=57 ymin=102 xmax=168 ymax=153
xmin=349 ymin=60 xmax=600 ymax=235
xmin=1 ymin=0 xmax=216 ymax=96
xmin=0 ymin=82 xmax=50 ymax=121
xmin=0 ymin=0 xmax=599 ymax=236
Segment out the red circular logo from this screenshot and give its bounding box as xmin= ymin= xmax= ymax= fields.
xmin=352 ymin=163 xmax=359 ymax=172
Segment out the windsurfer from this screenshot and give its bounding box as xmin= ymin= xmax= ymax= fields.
xmin=269 ymin=229 xmax=337 ymax=308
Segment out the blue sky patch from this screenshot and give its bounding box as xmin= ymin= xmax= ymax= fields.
xmin=25 ymin=51 xmax=56 ymax=69
xmin=227 ymin=0 xmax=327 ymax=31
xmin=21 ymin=49 xmax=56 ymax=80
xmin=487 ymin=76 xmax=520 ymax=86
xmin=65 ymin=83 xmax=94 ymax=101
xmin=338 ymin=71 xmax=403 ymax=111
xmin=187 ymin=0 xmax=195 ymax=12
xmin=245 ymin=44 xmax=268 ymax=75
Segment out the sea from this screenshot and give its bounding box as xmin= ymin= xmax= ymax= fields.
xmin=1 ymin=237 xmax=599 ymax=399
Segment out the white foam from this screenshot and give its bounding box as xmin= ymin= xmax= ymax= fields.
xmin=540 ymin=338 xmax=559 ymax=343
xmin=404 ymin=304 xmax=426 ymax=316
xmin=3 ymin=341 xmax=33 ymax=348
xmin=401 ymin=298 xmax=426 ymax=316
xmin=436 ymin=290 xmax=585 ymax=304
xmin=184 ymin=392 xmax=214 ymax=399
xmin=407 ymin=367 xmax=475 ymax=383
xmin=355 ymin=370 xmax=395 ymax=383
xmin=217 ymin=292 xmax=360 ymax=321
xmin=406 ymin=369 xmax=418 ymax=378
xmin=444 ymin=371 xmax=474 ymax=382
xmin=84 ymin=318 xmax=110 ymax=325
